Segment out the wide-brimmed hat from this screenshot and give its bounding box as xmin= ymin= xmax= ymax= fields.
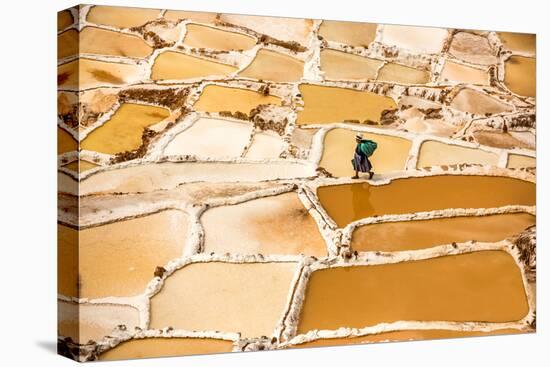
xmin=355 ymin=133 xmax=363 ymax=140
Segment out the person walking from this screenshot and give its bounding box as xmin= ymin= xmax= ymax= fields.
xmin=351 ymin=134 xmax=377 ymax=179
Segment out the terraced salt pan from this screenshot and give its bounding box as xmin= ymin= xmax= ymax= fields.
xmin=450 ymin=88 xmax=513 ymax=115
xmin=318 ymin=20 xmax=377 ymax=47
xmin=351 ymin=213 xmax=535 ymax=252
xmin=183 ymin=23 xmax=256 ymax=51
xmin=297 ymin=251 xmax=528 ymax=333
xmin=376 ymin=63 xmax=430 ymax=84
xmin=297 ymin=84 xmax=397 ymax=125
xmin=79 ymin=161 xmax=315 ymax=195
xmin=316 ymin=175 xmax=535 ymax=227
xmin=473 ymin=131 xmax=532 ymax=150
xmin=202 ymin=192 xmax=327 ymax=256
xmin=150 ymin=262 xmax=298 ymax=337
xmin=498 ymin=32 xmax=536 ymax=55
xmin=448 ymin=32 xmax=498 ymax=65
xmin=87 ymin=5 xmax=160 ymax=28
xmin=58 ymin=29 xmax=78 ymax=59
xmin=81 ymin=103 xmax=170 ymax=155
xmin=58 ymin=127 xmax=77 ymax=154
xmin=380 ymin=25 xmax=448 ymax=54
xmin=440 ymin=60 xmax=489 ymax=85
xmin=320 ymin=49 xmax=382 ymax=80
xmin=239 ymin=49 xmax=304 ymax=82
xmin=78 ymin=27 xmax=153 ymax=58
xmin=77 ymin=210 xmax=188 ymax=298
xmin=193 ymin=85 xmax=282 ymax=114
xmin=219 ymin=14 xmax=313 ymax=46
xmin=508 ymin=154 xmax=536 ymax=169
xmin=58 ymin=59 xmax=143 ymax=90
xmin=63 ymin=160 xmax=100 ymax=173
xmin=58 ymin=301 xmax=139 ymax=344
xmin=416 ymin=140 xmax=499 ymax=168
xmin=164 ymin=117 xmax=253 ymax=158
xmin=99 ymin=338 xmax=234 ymax=361
xmin=504 ymin=56 xmax=536 ymax=97
xmin=289 ymin=328 xmax=522 ymax=348
xmin=151 ymin=52 xmax=238 ymax=81
xmin=245 ymin=131 xmax=285 ymax=159
xmin=58 ymin=9 xmax=73 ymax=31
xmin=163 ymin=10 xmax=218 ymax=24
xmin=58 ymin=224 xmax=79 ymax=298
xmin=319 ymin=128 xmax=411 ymax=177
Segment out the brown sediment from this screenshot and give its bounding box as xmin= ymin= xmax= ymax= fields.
xmin=317 ymin=175 xmax=535 ymax=227
xmin=58 ymin=224 xmax=79 ymax=298
xmin=58 ymin=9 xmax=74 ymax=31
xmin=473 ymin=131 xmax=532 ymax=150
xmin=351 ymin=212 xmax=535 ymax=252
xmin=320 ymin=49 xmax=382 ymax=80
xmin=289 ymin=328 xmax=524 ymax=348
xmin=319 ymin=128 xmax=411 ymax=177
xmin=151 ymin=51 xmax=238 ymax=80
xmin=297 ymin=251 xmax=529 ymax=333
xmin=99 ymin=338 xmax=234 ymax=361
xmin=119 ymin=88 xmax=189 ymax=110
xmin=202 ymin=192 xmax=327 ymax=256
xmin=183 ymin=23 xmax=256 ymax=51
xmin=239 ymin=49 xmax=304 ymax=82
xmin=504 ymin=56 xmax=536 ymax=98
xmin=87 ymin=5 xmax=160 ymax=29
xmin=417 ymin=140 xmax=499 ymax=168
xmin=297 ymin=84 xmax=397 ymax=125
xmin=193 ymin=85 xmax=282 ymax=114
xmin=58 ymin=59 xmax=143 ymax=89
xmin=81 ymin=103 xmax=169 ymax=155
xmin=376 ymin=63 xmax=430 ymax=84
xmin=149 ymin=262 xmax=298 ymax=337
xmin=77 ymin=210 xmax=189 ymax=298
xmin=448 ymin=32 xmax=498 ymax=65
xmin=318 ymin=20 xmax=377 ymax=47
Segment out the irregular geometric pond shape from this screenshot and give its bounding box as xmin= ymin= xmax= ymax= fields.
xmin=58 ymin=59 xmax=143 ymax=90
xmin=351 ymin=212 xmax=535 ymax=252
xmin=320 ymin=49 xmax=382 ymax=80
xmin=58 ymin=301 xmax=139 ymax=344
xmin=80 ymin=161 xmax=315 ymax=195
xmin=380 ymin=25 xmax=448 ymax=54
xmin=296 ymin=84 xmax=397 ymax=125
xmin=150 ymin=262 xmax=299 ymax=337
xmin=219 ymin=14 xmax=313 ymax=46
xmin=58 ymin=127 xmax=78 ymax=155
xmin=81 ymin=103 xmax=170 ymax=155
xmin=151 ymin=51 xmax=238 ymax=81
xmin=99 ymin=338 xmax=234 ymax=361
xmin=79 ymin=27 xmax=153 ymax=58
xmin=78 ymin=210 xmax=189 ymax=298
xmin=440 ymin=60 xmax=489 ymax=85
xmin=319 ymin=128 xmax=411 ymax=177
xmin=183 ymin=23 xmax=256 ymax=51
xmin=87 ymin=5 xmax=160 ymax=29
xmin=297 ymin=251 xmax=529 ymax=333
xmin=318 ymin=20 xmax=377 ymax=47
xmin=504 ymin=56 xmax=536 ymax=98
xmin=473 ymin=131 xmax=532 ymax=150
xmin=290 ymin=328 xmax=523 ymax=348
xmin=448 ymin=32 xmax=498 ymax=65
xmin=498 ymin=32 xmax=536 ymax=55
xmin=164 ymin=117 xmax=253 ymax=158
xmin=507 ymin=154 xmax=536 ymax=169
xmin=202 ymin=192 xmax=327 ymax=256
xmin=376 ymin=63 xmax=430 ymax=84
xmin=416 ymin=140 xmax=500 ymax=168
xmin=58 ymin=9 xmax=73 ymax=31
xmin=193 ymin=85 xmax=282 ymax=114
xmin=163 ymin=10 xmax=218 ymax=24
xmin=239 ymin=49 xmax=304 ymax=82
xmin=450 ymin=88 xmax=513 ymax=115
xmin=316 ymin=175 xmax=535 ymax=227
xmin=244 ymin=131 xmax=285 ymax=159
xmin=57 ymin=29 xmax=78 ymax=59
xmin=63 ymin=160 xmax=100 ymax=173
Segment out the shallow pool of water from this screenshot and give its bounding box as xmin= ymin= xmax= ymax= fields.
xmin=151 ymin=51 xmax=237 ymax=81
xmin=417 ymin=140 xmax=499 ymax=168
xmin=320 ymin=50 xmax=382 ymax=80
xmin=239 ymin=49 xmax=304 ymax=82
xmin=193 ymin=85 xmax=281 ymax=115
xmin=183 ymin=23 xmax=256 ymax=51
xmin=318 ymin=20 xmax=377 ymax=47
xmin=87 ymin=5 xmax=160 ymax=28
xmin=504 ymin=56 xmax=536 ymax=97
xmin=377 ymin=63 xmax=430 ymax=84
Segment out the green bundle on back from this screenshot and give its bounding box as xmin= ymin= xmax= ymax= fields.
xmin=358 ymin=139 xmax=377 ymax=157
